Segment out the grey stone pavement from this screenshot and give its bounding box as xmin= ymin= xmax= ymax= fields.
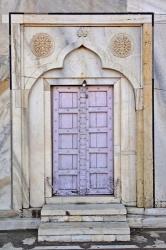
xmin=1 ymin=229 xmax=166 ymax=249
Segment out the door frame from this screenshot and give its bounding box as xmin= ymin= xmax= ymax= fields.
xmin=43 ymin=76 xmax=136 ymax=205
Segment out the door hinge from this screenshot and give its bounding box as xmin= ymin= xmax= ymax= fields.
xmin=46 ymin=177 xmax=54 ymax=189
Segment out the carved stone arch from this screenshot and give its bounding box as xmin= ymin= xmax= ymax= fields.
xmin=26 ymin=44 xmax=141 ymax=111
xmin=27 ymin=69 xmax=137 ymax=208
xmin=56 ymin=41 xmax=105 ymax=68
xmin=25 ymin=42 xmax=140 ymax=91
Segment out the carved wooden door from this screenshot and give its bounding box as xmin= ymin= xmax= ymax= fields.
xmin=52 ymin=85 xmax=113 ymax=196
xmin=86 ymin=86 xmax=113 ymax=194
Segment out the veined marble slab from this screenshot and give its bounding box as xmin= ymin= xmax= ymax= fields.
xmin=0 ymin=0 xmax=127 ymax=14
xmin=0 ymin=89 xmax=11 ymax=209
xmin=127 ymin=0 xmax=166 ymax=14
xmin=154 ymin=22 xmax=166 ymax=207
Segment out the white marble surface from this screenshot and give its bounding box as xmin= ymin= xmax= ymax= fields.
xmin=0 ymin=89 xmax=11 ymax=209
xmin=127 ymin=0 xmax=166 ymax=14
xmin=0 ymin=218 xmax=40 ymax=230
xmin=128 ymin=0 xmax=166 ymax=199
xmin=23 ymin=26 xmax=141 ymax=86
xmin=29 ymin=79 xmax=45 ymax=207
xmin=154 ymin=22 xmax=166 ymax=207
xmin=0 ymin=0 xmax=127 ymax=14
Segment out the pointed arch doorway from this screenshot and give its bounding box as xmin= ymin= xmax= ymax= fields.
xmin=31 ymin=45 xmax=137 ymax=205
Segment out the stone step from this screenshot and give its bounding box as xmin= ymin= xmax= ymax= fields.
xmin=46 ymin=196 xmax=120 ymax=204
xmin=41 ymin=214 xmax=126 ymax=223
xmin=41 ymin=203 xmax=126 ymax=217
xmin=38 ymin=221 xmax=130 ymax=242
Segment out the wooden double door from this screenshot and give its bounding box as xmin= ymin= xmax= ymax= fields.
xmin=52 ymin=85 xmax=113 ymax=196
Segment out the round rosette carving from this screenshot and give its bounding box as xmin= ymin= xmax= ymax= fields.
xmin=31 ymin=33 xmax=55 ymax=58
xmin=111 ymin=33 xmax=133 ymax=58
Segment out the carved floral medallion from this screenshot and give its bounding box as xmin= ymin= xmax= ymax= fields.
xmin=111 ymin=33 xmax=133 ymax=58
xmin=31 ymin=33 xmax=55 ymax=58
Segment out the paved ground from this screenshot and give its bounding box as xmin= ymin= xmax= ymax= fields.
xmin=0 ymin=229 xmax=166 ymax=249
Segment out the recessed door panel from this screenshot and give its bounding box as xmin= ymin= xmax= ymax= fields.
xmin=52 ymin=85 xmax=113 ymax=196
xmin=52 ymin=87 xmax=79 ymax=195
xmin=87 ymin=86 xmax=113 ymax=195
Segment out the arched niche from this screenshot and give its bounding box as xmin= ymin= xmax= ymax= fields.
xmin=26 ymin=46 xmax=141 ymax=111
xmin=25 ymin=44 xmax=140 ymax=91
xmin=27 ymin=46 xmax=136 ymax=207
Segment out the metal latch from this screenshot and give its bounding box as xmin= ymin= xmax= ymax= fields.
xmin=71 ymin=190 xmax=79 ymax=194
xmin=82 ymin=80 xmax=88 ymax=98
xmin=46 ymin=177 xmax=54 ymax=189
xmin=82 ymin=80 xmax=87 ymax=87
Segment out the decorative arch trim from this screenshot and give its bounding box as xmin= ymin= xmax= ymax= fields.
xmin=24 ymin=42 xmax=140 ymax=90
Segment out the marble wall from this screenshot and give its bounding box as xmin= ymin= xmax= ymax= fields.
xmin=0 ymin=0 xmax=127 ymax=210
xmin=0 ymin=86 xmax=11 ymax=209
xmin=127 ymin=0 xmax=166 ymax=207
xmin=153 ymin=23 xmax=166 ymax=207
xmin=0 ymin=0 xmax=166 ymax=209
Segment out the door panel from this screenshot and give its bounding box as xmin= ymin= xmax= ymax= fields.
xmin=52 ymin=85 xmax=113 ymax=196
xmin=89 ymin=91 xmax=107 ymax=107
xmin=89 ymin=112 xmax=107 ymax=127
xmin=52 ymin=87 xmax=79 ymax=195
xmin=87 ymin=86 xmax=113 ymax=195
xmin=59 ymin=92 xmax=78 ymax=108
xmin=90 ymin=153 xmax=107 ymax=168
xmin=59 ymin=154 xmax=78 ymax=169
xmin=89 ymin=132 xmax=107 ymax=148
xmin=59 ymin=113 xmax=78 ymax=129
xmin=59 ymin=134 xmax=78 ymax=149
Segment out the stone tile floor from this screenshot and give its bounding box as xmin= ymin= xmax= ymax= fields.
xmin=0 ymin=229 xmax=166 ymax=249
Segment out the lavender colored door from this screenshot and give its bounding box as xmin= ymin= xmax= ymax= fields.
xmin=87 ymin=86 xmax=113 ymax=194
xmin=52 ymin=85 xmax=113 ymax=196
xmin=52 ymin=87 xmax=79 ymax=196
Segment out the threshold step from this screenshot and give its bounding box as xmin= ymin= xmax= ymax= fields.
xmin=46 ymin=196 xmax=120 ymax=204
xmin=41 ymin=203 xmax=126 ymax=216
xmin=38 ymin=221 xmax=130 ymax=242
xmin=41 ymin=214 xmax=126 ymax=223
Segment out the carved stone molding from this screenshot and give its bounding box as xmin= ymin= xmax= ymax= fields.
xmin=31 ymin=33 xmax=55 ymax=58
xmin=111 ymin=33 xmax=133 ymax=58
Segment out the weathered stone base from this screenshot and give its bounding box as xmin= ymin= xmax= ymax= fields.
xmin=1 ymin=207 xmax=166 ymax=231
xmin=0 ymin=218 xmax=40 ymax=230
xmin=127 ymin=207 xmax=166 ymax=228
xmin=38 ymin=203 xmax=130 ymax=242
xmin=38 ymin=221 xmax=130 ymax=242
